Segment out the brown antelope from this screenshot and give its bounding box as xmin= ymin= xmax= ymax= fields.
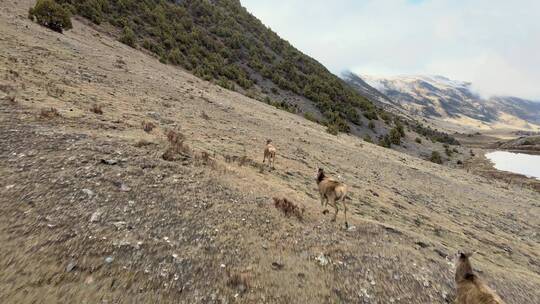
xmin=316 ymin=168 xmax=348 ymax=228
xmin=263 ymin=139 xmax=276 ymax=168
xmin=455 ymin=252 xmax=505 ymax=304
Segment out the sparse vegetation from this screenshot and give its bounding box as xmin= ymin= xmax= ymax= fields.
xmin=415 ymin=137 xmax=422 ymax=144
xmin=142 ymin=121 xmax=156 ymax=133
xmin=29 ymin=0 xmax=72 ymax=33
xmin=378 ymin=134 xmax=392 ymax=148
xmin=326 ymin=124 xmax=340 ymax=136
xmin=119 ymin=26 xmax=136 ymax=48
xmin=368 ymin=120 xmax=375 ymax=130
xmin=273 ymin=197 xmax=304 ymax=221
xmin=39 ymin=107 xmax=61 ymax=119
xmin=227 ymin=270 xmax=250 ymax=293
xmin=412 ymin=122 xmax=460 ymax=145
xmin=389 ymin=127 xmax=402 ymax=145
xmin=363 ymin=135 xmax=373 ymax=143
xmin=90 ymin=104 xmax=103 ymax=115
xmin=162 ymin=129 xmax=190 ymax=161
xmin=430 ymin=151 xmax=443 ymax=164
xmin=303 ymin=112 xmax=318 ymax=123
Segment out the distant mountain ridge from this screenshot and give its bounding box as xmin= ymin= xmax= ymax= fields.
xmin=344 ymin=72 xmax=540 ymax=130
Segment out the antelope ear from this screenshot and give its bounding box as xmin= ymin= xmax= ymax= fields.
xmin=459 ymin=251 xmax=474 ymax=259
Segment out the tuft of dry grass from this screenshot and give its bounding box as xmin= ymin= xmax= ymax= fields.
xmin=142 ymin=121 xmax=156 ymax=133
xmin=46 ymin=82 xmax=64 ymax=98
xmin=134 ymin=139 xmax=154 ymax=148
xmin=162 ymin=129 xmax=191 ymax=161
xmin=226 ymin=271 xmax=250 ymax=293
xmin=3 ymin=94 xmax=17 ymax=105
xmin=39 ymin=107 xmax=61 ymax=119
xmin=90 ymin=104 xmax=103 ymax=115
xmin=273 ymin=197 xmax=305 ymax=221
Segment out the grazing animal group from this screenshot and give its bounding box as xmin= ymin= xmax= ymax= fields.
xmin=263 ymin=140 xmax=349 ymax=227
xmin=262 ymin=140 xmax=507 ymax=302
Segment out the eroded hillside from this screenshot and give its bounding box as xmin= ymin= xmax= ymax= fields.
xmin=1 ymin=1 xmax=540 ymax=303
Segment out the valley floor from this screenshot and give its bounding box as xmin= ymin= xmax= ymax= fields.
xmin=1 ymin=1 xmax=540 ymax=303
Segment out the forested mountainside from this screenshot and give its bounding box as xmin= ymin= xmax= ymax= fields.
xmin=55 ymin=0 xmax=379 ymax=132
xmin=40 ymin=0 xmax=460 ymax=148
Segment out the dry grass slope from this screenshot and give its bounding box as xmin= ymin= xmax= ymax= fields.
xmin=0 ymin=1 xmax=539 ymax=303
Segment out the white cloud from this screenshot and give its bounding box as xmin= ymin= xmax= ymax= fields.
xmin=241 ymin=0 xmax=540 ymax=100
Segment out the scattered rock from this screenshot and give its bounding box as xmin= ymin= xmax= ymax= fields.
xmin=112 ymin=221 xmax=127 ymax=230
xmin=85 ymin=276 xmax=94 ymax=284
xmin=415 ymin=241 xmax=430 ymax=249
xmin=271 ymin=262 xmax=284 ymax=270
xmin=66 ymin=261 xmax=76 ymax=272
xmin=5 ymin=184 xmax=15 ymax=190
xmin=100 ymin=159 xmax=118 ymax=165
xmin=434 ymin=248 xmax=448 ymax=258
xmin=82 ymin=188 xmax=94 ymax=197
xmin=105 ymin=256 xmax=114 ymax=264
xmin=90 ymin=209 xmax=103 ymax=223
xmin=315 ymin=253 xmax=329 ymax=266
xmin=369 ymin=189 xmax=380 ymax=197
xmin=119 ymin=183 xmax=131 ymax=192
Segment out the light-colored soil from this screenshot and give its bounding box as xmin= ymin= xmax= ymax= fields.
xmin=1 ymin=1 xmax=539 ymax=303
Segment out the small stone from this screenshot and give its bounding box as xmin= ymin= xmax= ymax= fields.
xmin=315 ymin=253 xmax=329 ymax=266
xmin=271 ymin=262 xmax=284 ymax=270
xmin=66 ymin=261 xmax=76 ymax=272
xmin=5 ymin=184 xmax=15 ymax=190
xmin=119 ymin=183 xmax=131 ymax=192
xmin=105 ymin=256 xmax=114 ymax=264
xmin=112 ymin=221 xmax=126 ymax=230
xmin=82 ymin=189 xmax=94 ymax=197
xmin=90 ymin=210 xmax=103 ymax=223
xmin=100 ymin=159 xmax=118 ymax=165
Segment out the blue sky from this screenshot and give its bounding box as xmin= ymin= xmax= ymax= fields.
xmin=241 ymin=0 xmax=540 ymax=100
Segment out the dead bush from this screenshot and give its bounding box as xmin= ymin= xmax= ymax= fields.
xmin=39 ymin=107 xmax=61 ymax=119
xmin=273 ymin=197 xmax=304 ymax=221
xmin=226 ymin=271 xmax=250 ymax=293
xmin=134 ymin=139 xmax=154 ymax=148
xmin=142 ymin=121 xmax=156 ymax=133
xmin=90 ymin=104 xmax=103 ymax=115
xmin=162 ymin=129 xmax=191 ymax=161
xmin=46 ymin=82 xmax=64 ymax=97
xmin=2 ymin=94 xmax=17 ymax=104
xmin=0 ymin=84 xmax=15 ymax=93
xmin=224 ymin=154 xmax=255 ymax=168
xmin=166 ymin=129 xmax=185 ymax=144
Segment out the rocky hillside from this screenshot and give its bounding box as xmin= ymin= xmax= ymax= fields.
xmin=494 ymin=135 xmax=540 ymax=153
xmin=346 ymin=73 xmax=540 ymax=131
xmin=1 ymin=1 xmax=539 ymax=303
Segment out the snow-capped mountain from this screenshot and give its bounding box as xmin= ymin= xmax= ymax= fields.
xmin=344 ymin=72 xmax=540 ymax=130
